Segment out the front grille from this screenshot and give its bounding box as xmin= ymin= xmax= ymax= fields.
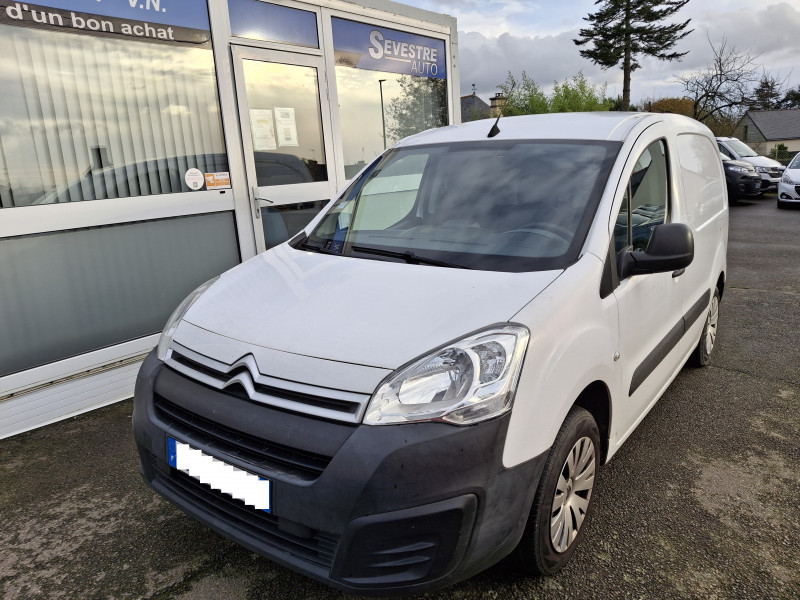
xmin=165 ymin=347 xmax=370 ymax=424
xmin=154 ymin=464 xmax=339 ymax=568
xmin=171 ymin=351 xmax=358 ymax=413
xmin=154 ymin=395 xmax=332 ymax=481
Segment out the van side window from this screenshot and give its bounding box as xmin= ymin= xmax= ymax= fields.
xmin=614 ymin=139 xmax=669 ymax=255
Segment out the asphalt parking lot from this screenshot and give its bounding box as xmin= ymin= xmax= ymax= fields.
xmin=1 ymin=194 xmax=798 ymax=600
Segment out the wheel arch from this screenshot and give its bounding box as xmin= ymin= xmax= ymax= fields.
xmin=572 ymin=381 xmax=612 ymax=464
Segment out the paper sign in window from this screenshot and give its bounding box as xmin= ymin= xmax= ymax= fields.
xmin=250 ymin=109 xmax=277 ymax=151
xmin=274 ymin=107 xmax=299 ymax=147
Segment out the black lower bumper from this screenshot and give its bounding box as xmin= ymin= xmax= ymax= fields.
xmin=726 ymin=173 xmax=762 ymax=199
xmin=132 ymin=350 xmax=546 ymax=596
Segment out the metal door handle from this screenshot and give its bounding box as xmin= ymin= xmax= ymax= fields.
xmin=251 ymin=186 xmax=273 ymax=219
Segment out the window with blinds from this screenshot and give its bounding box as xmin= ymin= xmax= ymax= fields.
xmin=0 ymin=24 xmax=228 ymax=208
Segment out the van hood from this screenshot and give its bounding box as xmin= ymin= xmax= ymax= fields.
xmin=183 ymin=244 xmax=560 ymax=370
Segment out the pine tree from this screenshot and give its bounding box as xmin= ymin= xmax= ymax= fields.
xmin=574 ymin=0 xmax=692 ymax=111
xmin=780 ymin=85 xmax=800 ymax=109
xmin=747 ymin=74 xmax=785 ymax=110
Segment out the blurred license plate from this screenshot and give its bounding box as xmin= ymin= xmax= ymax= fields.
xmin=168 ymin=437 xmax=271 ymax=512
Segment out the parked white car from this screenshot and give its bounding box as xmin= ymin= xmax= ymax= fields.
xmin=717 ymin=136 xmax=785 ymax=191
xmin=133 ymin=112 xmax=728 ymax=596
xmin=777 ymin=153 xmax=800 ymax=209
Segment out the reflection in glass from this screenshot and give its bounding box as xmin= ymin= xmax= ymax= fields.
xmin=228 ymin=0 xmax=318 ymax=48
xmin=242 ymin=61 xmax=327 ymax=186
xmin=308 ymin=141 xmax=620 ymax=272
xmin=0 ymin=213 xmax=240 ymax=377
xmin=261 ymin=200 xmax=327 ymax=249
xmin=336 ymin=68 xmax=448 ymax=178
xmin=0 ymin=26 xmax=228 ymax=208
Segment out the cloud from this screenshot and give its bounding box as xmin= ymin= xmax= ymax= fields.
xmin=455 ymin=1 xmax=800 ymax=104
xmin=459 ymin=30 xmax=594 ymax=96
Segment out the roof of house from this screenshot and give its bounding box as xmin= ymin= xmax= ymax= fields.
xmin=460 ymin=94 xmax=491 ymax=122
xmin=744 ymin=109 xmax=800 ymax=140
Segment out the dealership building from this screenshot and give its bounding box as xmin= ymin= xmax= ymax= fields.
xmin=0 ymin=0 xmax=460 ymax=437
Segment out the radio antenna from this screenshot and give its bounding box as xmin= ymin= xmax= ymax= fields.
xmin=487 ymin=114 xmax=501 ymax=138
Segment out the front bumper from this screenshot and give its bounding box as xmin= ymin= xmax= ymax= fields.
xmin=757 ymin=171 xmax=782 ymax=190
xmin=726 ymin=173 xmax=762 ymax=199
xmin=132 ymin=350 xmax=546 ymax=596
xmin=777 ymin=181 xmax=800 ymax=202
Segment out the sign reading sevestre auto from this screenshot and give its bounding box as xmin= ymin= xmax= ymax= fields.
xmin=332 ymin=17 xmax=446 ymax=80
xmin=0 ymin=0 xmax=210 ymax=45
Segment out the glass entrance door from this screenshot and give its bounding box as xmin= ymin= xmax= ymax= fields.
xmin=232 ymin=46 xmax=338 ymax=252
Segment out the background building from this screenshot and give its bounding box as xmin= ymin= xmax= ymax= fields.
xmin=0 ymin=0 xmax=459 ymax=437
xmin=733 ymin=109 xmax=800 ymax=162
xmin=460 ymin=91 xmax=490 ymax=122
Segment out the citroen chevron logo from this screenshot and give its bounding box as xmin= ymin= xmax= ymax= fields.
xmin=220 ymin=354 xmax=262 ymax=395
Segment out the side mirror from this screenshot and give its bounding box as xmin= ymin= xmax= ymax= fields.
xmin=618 ymin=223 xmax=694 ymax=279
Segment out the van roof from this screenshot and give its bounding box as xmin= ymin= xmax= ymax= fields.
xmin=395 ymin=112 xmax=709 ymax=146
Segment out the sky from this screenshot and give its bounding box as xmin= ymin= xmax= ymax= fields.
xmin=398 ymin=0 xmax=800 ymax=106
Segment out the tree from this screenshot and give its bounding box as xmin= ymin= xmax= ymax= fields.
xmin=497 ymin=71 xmax=549 ymax=116
xmin=644 ymin=96 xmax=694 ymax=116
xmin=385 ymin=76 xmax=448 ymax=141
xmin=497 ymin=71 xmax=611 ymax=115
xmin=779 ymin=85 xmax=800 ymax=109
xmin=747 ymin=73 xmax=787 ymax=110
xmin=608 ymin=95 xmax=639 ymax=111
xmin=677 ymin=36 xmax=761 ymax=124
xmin=768 ymin=143 xmax=789 ymax=161
xmin=574 ymin=0 xmax=692 ymax=111
xmin=549 ymin=73 xmax=613 ymax=112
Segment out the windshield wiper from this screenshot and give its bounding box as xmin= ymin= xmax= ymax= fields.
xmin=298 ymin=240 xmax=342 ymax=255
xmin=350 ymin=245 xmax=470 ymax=269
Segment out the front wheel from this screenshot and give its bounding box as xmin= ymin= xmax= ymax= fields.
xmin=514 ymin=407 xmax=600 ymax=575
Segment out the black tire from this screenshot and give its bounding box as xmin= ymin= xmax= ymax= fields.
xmin=514 ymin=407 xmax=600 ymax=575
xmin=689 ymin=287 xmax=720 ymax=367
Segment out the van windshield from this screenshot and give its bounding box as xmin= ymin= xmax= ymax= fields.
xmin=301 ymin=140 xmax=621 ymax=272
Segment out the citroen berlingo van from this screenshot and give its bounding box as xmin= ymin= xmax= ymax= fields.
xmin=133 ymin=112 xmax=728 ymax=595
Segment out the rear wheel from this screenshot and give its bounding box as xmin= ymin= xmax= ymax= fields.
xmin=690 ymin=288 xmax=720 ymax=367
xmin=514 ymin=407 xmax=600 ymax=575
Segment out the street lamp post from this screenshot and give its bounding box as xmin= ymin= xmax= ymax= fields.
xmin=378 ymin=79 xmax=387 ymax=150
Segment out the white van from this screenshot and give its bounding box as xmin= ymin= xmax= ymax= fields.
xmin=133 ymin=112 xmax=728 ymax=595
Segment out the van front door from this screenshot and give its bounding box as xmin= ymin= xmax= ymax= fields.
xmin=232 ymin=46 xmax=339 ymax=253
xmin=612 ymin=137 xmax=686 ymax=441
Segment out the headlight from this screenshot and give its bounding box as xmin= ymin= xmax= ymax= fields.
xmin=781 ymin=173 xmax=797 ymax=184
xmin=725 ymin=165 xmax=748 ymax=173
xmin=755 ymin=166 xmax=771 ymax=173
xmin=156 ymin=277 xmax=219 ymax=361
xmin=364 ymin=325 xmax=529 ymax=426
